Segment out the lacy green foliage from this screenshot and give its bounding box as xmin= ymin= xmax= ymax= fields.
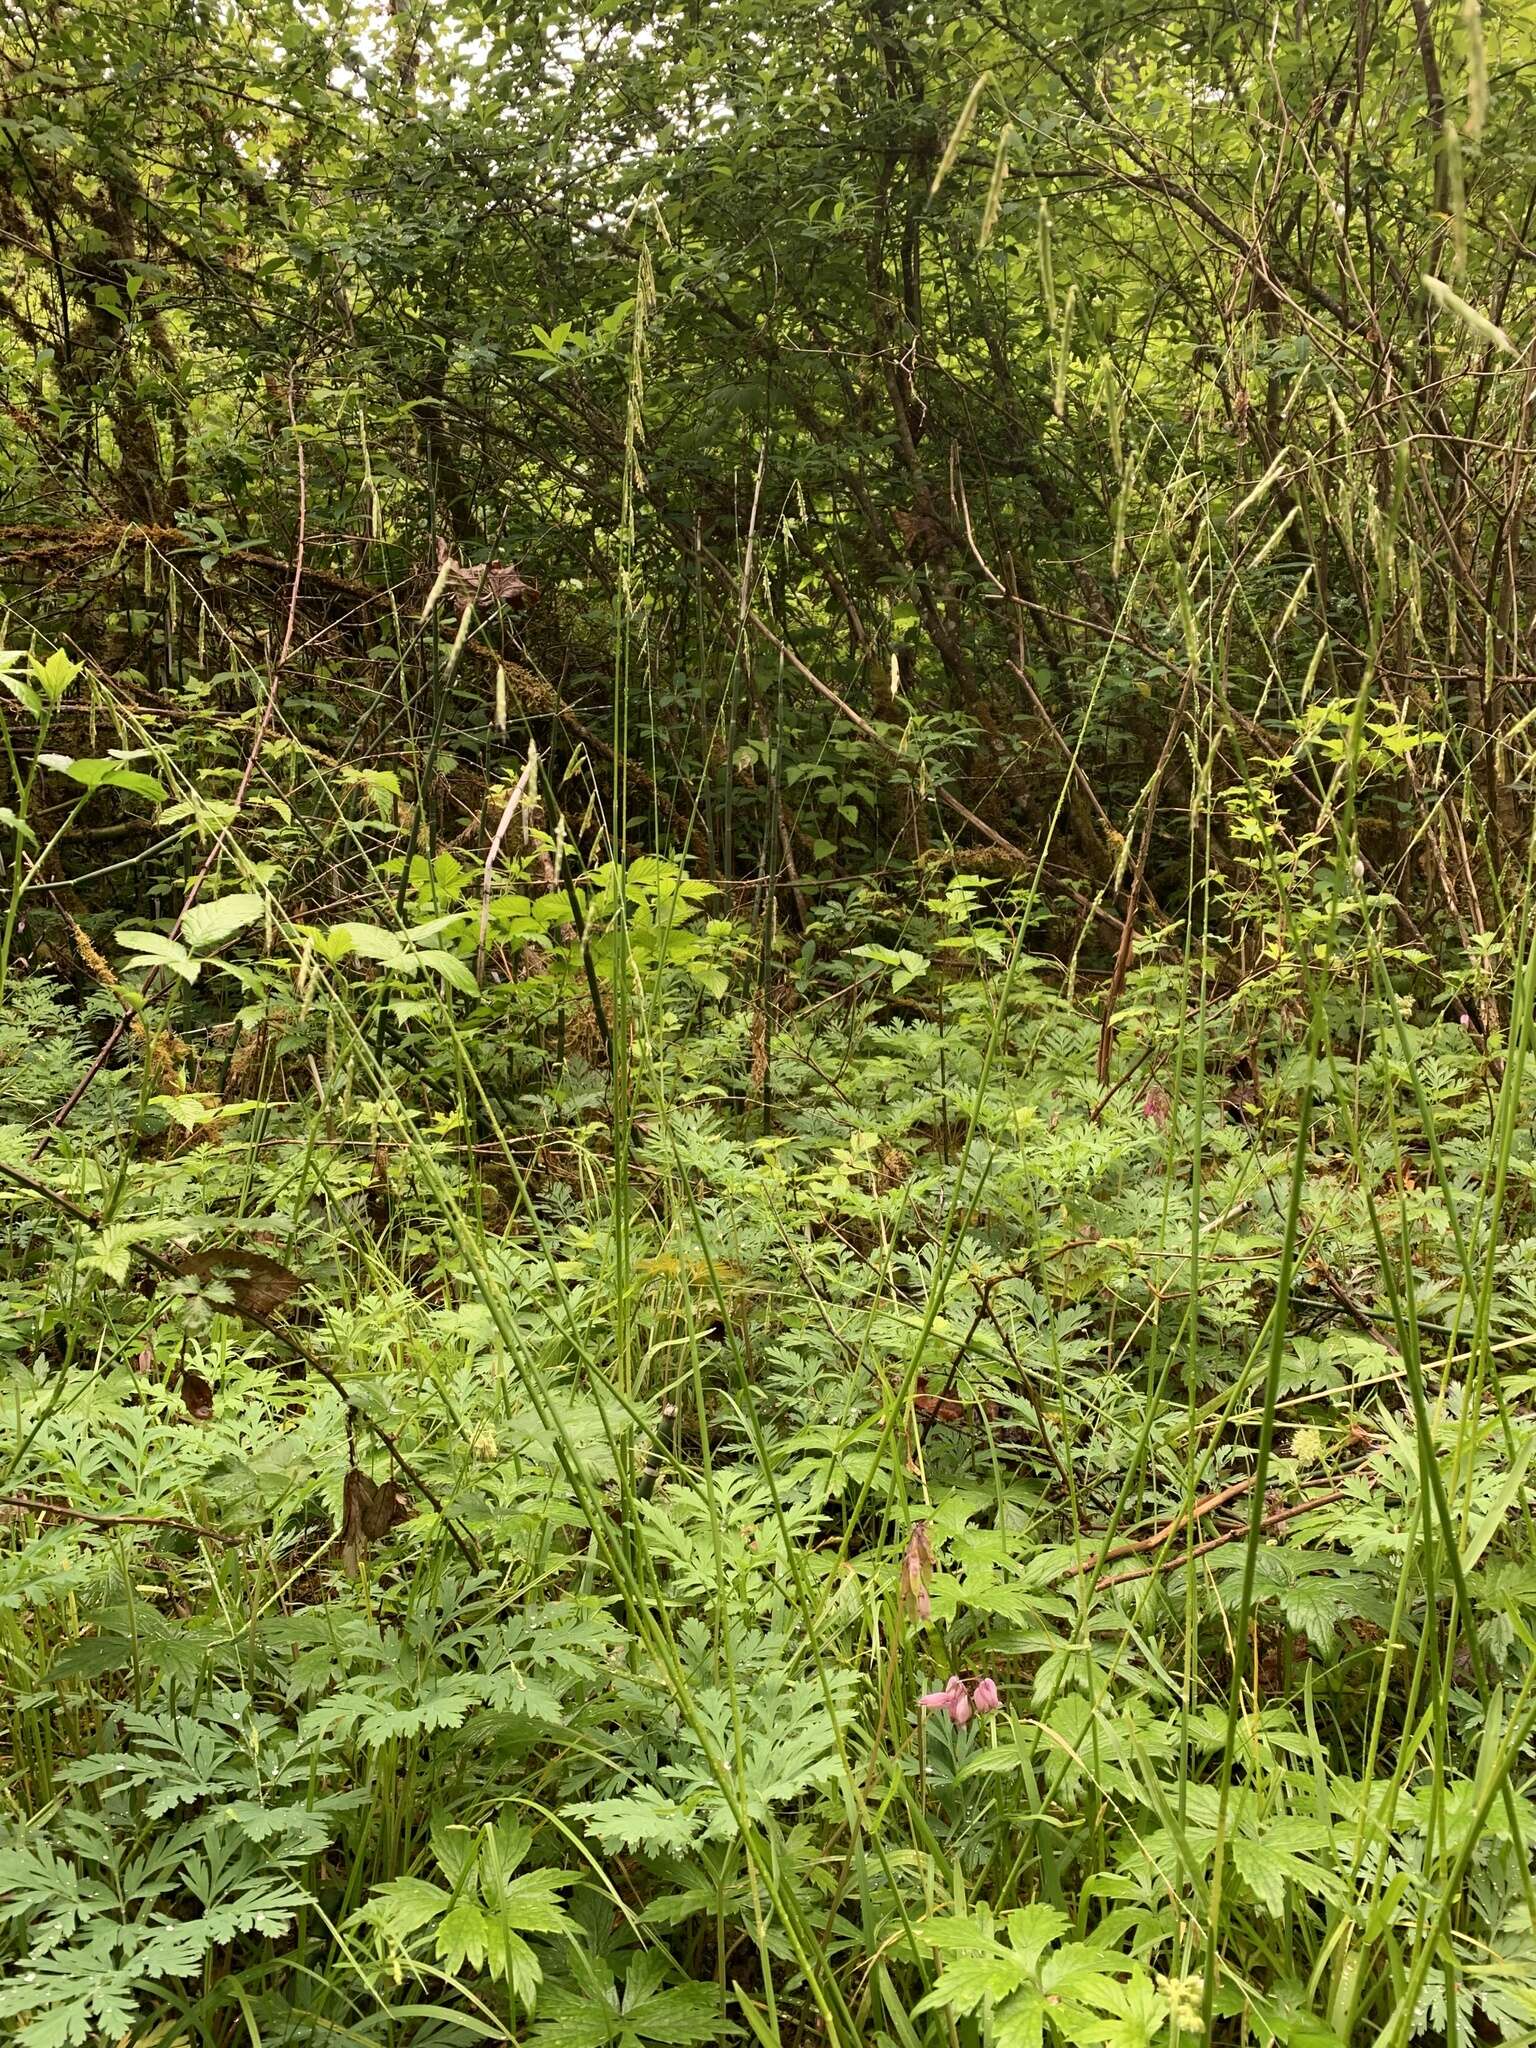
xmin=4 ymin=894 xmax=1536 ymax=2046
xmin=1 ymin=0 xmax=1534 ymax=2033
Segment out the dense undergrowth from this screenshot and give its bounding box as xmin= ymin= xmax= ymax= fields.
xmin=4 ymin=0 xmax=1536 ymax=2038
xmin=6 ymin=657 xmax=1536 ymax=2044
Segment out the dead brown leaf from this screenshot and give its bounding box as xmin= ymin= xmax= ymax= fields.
xmin=168 ymin=1247 xmax=303 ymax=1320
xmin=179 ymin=1370 xmax=215 ymax=1421
xmin=338 ymin=1466 xmax=414 ymax=1577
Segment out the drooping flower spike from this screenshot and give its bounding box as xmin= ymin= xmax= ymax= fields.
xmin=919 ymin=1675 xmax=972 ymax=1726
xmin=920 ymin=1674 xmax=1002 ymax=1724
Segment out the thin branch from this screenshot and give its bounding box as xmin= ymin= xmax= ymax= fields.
xmin=1060 ymin=1476 xmax=1258 ymax=1578
xmin=1094 ymin=1484 xmax=1352 ymax=1589
xmin=0 ymin=1492 xmax=238 ymax=1546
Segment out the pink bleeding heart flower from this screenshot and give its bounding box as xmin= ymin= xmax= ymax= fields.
xmin=919 ymin=1675 xmax=971 ymax=1726
xmin=1141 ymin=1086 xmax=1171 ymax=1130
xmin=972 ymin=1676 xmax=1001 ymax=1714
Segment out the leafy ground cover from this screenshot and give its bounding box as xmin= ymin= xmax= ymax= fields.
xmin=3 ymin=0 xmax=1535 ymax=2038
xmin=5 ymin=729 xmax=1536 ymax=2044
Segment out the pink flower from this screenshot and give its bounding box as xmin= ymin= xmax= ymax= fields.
xmin=972 ymin=1676 xmax=1001 ymax=1714
xmin=919 ymin=1675 xmax=971 ymax=1726
xmin=1141 ymin=1086 xmax=1171 ymax=1130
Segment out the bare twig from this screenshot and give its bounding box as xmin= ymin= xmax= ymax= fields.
xmin=1060 ymin=1475 xmax=1258 ymax=1578
xmin=1094 ymin=1483 xmax=1352 ymax=1589
xmin=0 ymin=1491 xmax=238 ymax=1546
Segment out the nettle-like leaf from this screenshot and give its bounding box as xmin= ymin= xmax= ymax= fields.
xmin=915 ymin=1908 xmax=1159 ymax=2048
xmin=1230 ymin=1819 xmax=1345 ymax=1919
xmin=531 ymin=1949 xmax=736 ymax=2048
xmin=352 ymin=1814 xmax=578 ymax=2004
xmin=179 ymin=893 xmax=265 ymax=951
xmin=570 ymin=1789 xmax=703 ymax=1857
xmin=115 ymin=929 xmax=200 ymax=982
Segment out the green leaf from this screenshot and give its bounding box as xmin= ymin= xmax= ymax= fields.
xmin=624 ymin=1983 xmax=733 ymax=2043
xmin=181 ymin=893 xmax=264 ymax=951
xmin=434 ymin=1897 xmax=490 ymax=1974
xmin=994 ymin=1986 xmax=1049 ymax=2048
xmin=914 ymin=1951 xmax=1029 ymax=2018
xmin=2 ymin=669 xmax=42 ymax=716
xmin=32 ymin=649 xmax=79 ymax=704
xmin=1006 ymin=1904 xmax=1073 ymax=1967
xmin=1231 ymin=1825 xmax=1333 ymax=1919
xmin=150 ymin=1093 xmax=220 ymax=1132
xmin=493 ymin=1867 xmax=579 ymax=1936
xmin=353 ymin=1876 xmax=452 ymax=1943
xmin=334 ymin=921 xmax=414 ymax=969
xmin=45 ymin=754 xmax=164 ymax=803
xmin=528 ymin=1987 xmax=617 ymax=2048
xmin=569 ymin=1790 xmax=701 ymax=1855
xmin=116 ymin=930 xmax=200 ymax=982
xmin=413 ymin=947 xmax=479 ymax=994
xmin=483 ymin=1922 xmax=541 ymax=2000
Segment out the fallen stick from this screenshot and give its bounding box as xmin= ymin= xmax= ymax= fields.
xmin=0 ymin=1491 xmax=238 ymax=1545
xmin=1095 ymin=1484 xmax=1349 ymax=1589
xmin=1060 ymin=1475 xmax=1257 ymax=1579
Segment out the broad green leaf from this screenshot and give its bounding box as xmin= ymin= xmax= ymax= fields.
xmin=625 ymin=1983 xmax=733 ymax=2043
xmin=492 ymin=1867 xmax=578 ymax=1936
xmin=913 ymin=1950 xmax=1030 ymax=2017
xmin=353 ymin=1877 xmax=452 ymax=1943
xmin=31 ymin=649 xmax=79 ymax=703
xmin=182 ymin=893 xmax=264 ymax=951
xmin=413 ymin=947 xmax=479 ymax=994
xmin=116 ymin=930 xmax=200 ymax=982
xmin=334 ymin=921 xmax=414 ymax=969
xmin=1006 ymin=1904 xmax=1073 ymax=1967
xmin=46 ymin=754 xmax=165 ymax=803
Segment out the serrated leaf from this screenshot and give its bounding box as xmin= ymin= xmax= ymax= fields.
xmin=569 ymin=1789 xmax=701 ymax=1854
xmin=1007 ymin=1903 xmax=1073 ymax=1967
xmin=484 ymin=1922 xmax=541 ymax=1999
xmin=353 ymin=1876 xmax=451 ymax=1942
xmin=527 ymin=1986 xmax=615 ymax=2048
xmin=116 ymin=930 xmax=200 ymax=981
xmin=335 ymin=920 xmax=414 ymax=968
xmin=493 ymin=1867 xmax=578 ymax=1936
xmin=1230 ymin=1828 xmax=1331 ymax=1918
xmin=181 ymin=893 xmax=264 ymax=951
xmin=434 ymin=1896 xmax=490 ymax=1974
xmin=626 ymin=1982 xmax=735 ymax=2042
xmin=914 ymin=1951 xmax=1030 ymax=2017
xmin=32 ymin=649 xmax=79 ymax=703
xmin=413 ymin=947 xmax=479 ymax=993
